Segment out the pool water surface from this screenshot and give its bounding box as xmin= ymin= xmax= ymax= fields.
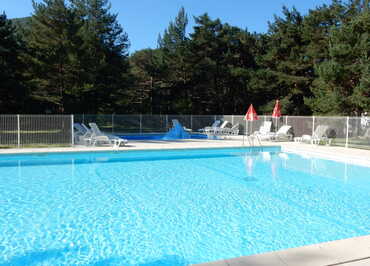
xmin=1 ymin=147 xmax=370 ymax=265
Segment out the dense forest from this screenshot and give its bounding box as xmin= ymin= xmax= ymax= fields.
xmin=0 ymin=0 xmax=369 ymax=115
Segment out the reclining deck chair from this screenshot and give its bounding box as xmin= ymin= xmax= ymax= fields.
xmin=269 ymin=125 xmax=293 ymax=141
xmin=88 ymin=123 xmax=128 ymax=147
xmin=253 ymin=121 xmax=272 ymax=140
xmin=295 ymin=125 xmax=331 ymax=145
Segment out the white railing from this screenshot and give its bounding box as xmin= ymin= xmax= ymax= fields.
xmin=0 ymin=114 xmax=369 ymax=149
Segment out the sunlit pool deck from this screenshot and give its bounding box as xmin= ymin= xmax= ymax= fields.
xmin=1 ymin=137 xmax=370 ymax=266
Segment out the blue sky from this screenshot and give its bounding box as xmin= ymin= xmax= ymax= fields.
xmin=2 ymin=0 xmax=332 ymax=53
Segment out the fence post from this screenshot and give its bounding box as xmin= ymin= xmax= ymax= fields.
xmin=312 ymin=116 xmax=315 ymax=144
xmin=139 ymin=114 xmax=142 ymax=134
xmin=165 ymin=114 xmax=168 ymax=131
xmin=71 ymin=114 xmax=74 ymax=147
xmin=17 ymin=114 xmax=20 ymax=148
xmin=112 ymin=114 xmax=114 ymax=134
xmin=232 ymin=115 xmax=234 ymax=126
xmin=345 ymin=116 xmax=349 ymax=148
xmin=285 ymin=116 xmax=288 ymax=125
xmin=190 ymin=115 xmax=193 ymax=130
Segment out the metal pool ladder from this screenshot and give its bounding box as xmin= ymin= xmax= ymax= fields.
xmin=243 ymin=135 xmax=262 ymax=146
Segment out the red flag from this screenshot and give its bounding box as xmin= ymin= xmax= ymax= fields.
xmin=272 ymin=100 xmax=281 ymax=118
xmin=244 ymin=104 xmax=259 ymax=121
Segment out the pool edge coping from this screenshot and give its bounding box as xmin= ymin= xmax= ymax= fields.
xmin=0 ymin=145 xmax=280 ymax=156
xmin=192 ymin=234 xmax=370 ymax=266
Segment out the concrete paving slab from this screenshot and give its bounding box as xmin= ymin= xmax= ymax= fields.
xmin=338 ymin=258 xmax=370 ymax=265
xmin=225 ymin=252 xmax=287 ymax=266
xmin=193 ymin=236 xmax=370 ymax=266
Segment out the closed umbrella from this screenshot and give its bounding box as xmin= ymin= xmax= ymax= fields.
xmin=243 ymin=104 xmax=259 ymax=145
xmin=272 ymin=100 xmax=281 ymax=118
xmin=272 ymin=100 xmax=282 ymax=131
xmin=244 ymin=104 xmax=259 ymax=135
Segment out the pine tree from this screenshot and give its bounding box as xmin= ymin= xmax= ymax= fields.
xmin=71 ymin=0 xmax=131 ymax=113
xmin=259 ymin=6 xmax=315 ymax=115
xmin=26 ymin=0 xmax=82 ymax=113
xmin=187 ymin=14 xmax=258 ymax=114
xmin=0 ymin=12 xmax=28 ymax=113
xmin=156 ymin=7 xmax=190 ymax=113
xmin=308 ymin=7 xmax=370 ymax=114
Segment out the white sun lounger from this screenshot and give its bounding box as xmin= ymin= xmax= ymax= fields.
xmin=253 ymin=121 xmax=272 ymax=140
xmin=294 ymin=125 xmax=331 ymax=145
xmin=269 ymin=125 xmax=293 ymax=141
xmin=73 ymin=123 xmax=93 ymax=145
xmin=199 ymin=120 xmax=221 ymax=133
xmin=220 ymin=123 xmax=240 ymax=136
xmin=88 ymin=123 xmax=128 ymax=147
xmin=206 ymin=121 xmax=230 ymax=135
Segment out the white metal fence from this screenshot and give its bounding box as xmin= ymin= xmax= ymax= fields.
xmin=0 ymin=114 xmax=369 ymax=149
xmin=0 ymin=115 xmax=73 ymax=148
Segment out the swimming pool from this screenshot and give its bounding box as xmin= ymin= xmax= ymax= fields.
xmin=117 ymin=133 xmax=208 ymax=140
xmin=1 ymin=147 xmax=370 ymax=265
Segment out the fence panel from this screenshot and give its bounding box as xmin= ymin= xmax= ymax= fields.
xmin=75 ymin=114 xmax=113 ymax=134
xmin=286 ymin=116 xmax=313 ymax=138
xmin=0 ymin=115 xmax=18 ymax=147
xmin=141 ymin=115 xmax=167 ymax=133
xmin=314 ymin=116 xmax=347 ymax=147
xmin=191 ymin=115 xmax=218 ymax=132
xmin=19 ymin=115 xmax=72 ymax=147
xmin=348 ymin=117 xmax=370 ymax=149
xmin=113 ymin=115 xmax=141 ymax=134
xmin=232 ymin=115 xmax=246 ymax=135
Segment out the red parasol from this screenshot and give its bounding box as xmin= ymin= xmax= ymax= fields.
xmin=244 ymin=104 xmax=259 ymax=121
xmin=272 ymin=100 xmax=281 ymax=118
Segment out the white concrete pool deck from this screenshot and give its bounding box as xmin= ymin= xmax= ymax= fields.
xmin=1 ymin=136 xmax=370 ymax=266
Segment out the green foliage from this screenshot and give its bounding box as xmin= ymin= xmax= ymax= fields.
xmin=307 ymin=6 xmax=370 ymax=114
xmin=70 ymin=0 xmax=131 ymax=113
xmin=0 ymin=13 xmax=28 ymax=113
xmin=25 ymin=0 xmax=82 ymax=113
xmin=16 ymin=0 xmax=131 ymax=114
xmin=1 ymin=1 xmax=369 ymax=115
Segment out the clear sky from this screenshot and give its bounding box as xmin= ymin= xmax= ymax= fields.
xmin=2 ymin=0 xmax=332 ymax=53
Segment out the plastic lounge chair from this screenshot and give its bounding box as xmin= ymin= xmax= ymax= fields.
xmin=88 ymin=123 xmax=128 ymax=147
xmin=269 ymin=125 xmax=293 ymax=141
xmin=253 ymin=121 xmax=272 ymax=140
xmin=199 ymin=120 xmax=221 ymax=132
xmin=295 ymin=125 xmax=330 ymax=145
xmin=206 ymin=121 xmax=231 ymax=135
xmin=73 ymin=123 xmax=93 ymax=145
xmin=221 ymin=123 xmax=240 ymax=136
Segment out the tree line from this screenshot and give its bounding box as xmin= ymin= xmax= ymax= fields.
xmin=0 ymin=0 xmax=369 ymax=115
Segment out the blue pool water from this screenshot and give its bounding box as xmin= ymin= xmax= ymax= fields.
xmin=1 ymin=147 xmax=370 ymax=265
xmin=118 ymin=133 xmax=208 ymax=140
